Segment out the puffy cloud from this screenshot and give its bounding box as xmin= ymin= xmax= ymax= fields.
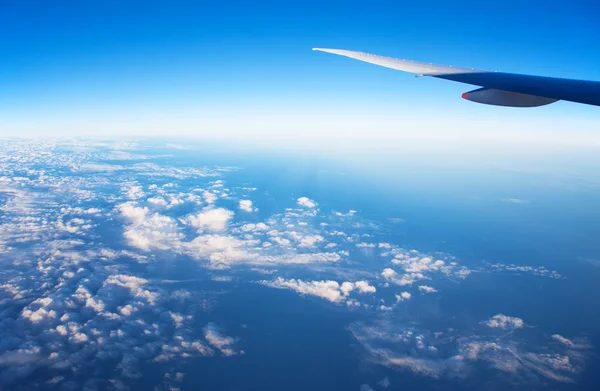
xmin=126 ymin=185 xmax=145 ymax=199
xmin=298 ymin=235 xmax=324 ymax=248
xmin=395 ymin=292 xmax=411 ymax=302
xmin=119 ymin=203 xmax=182 ymax=251
xmin=147 ymin=197 xmax=168 ymax=207
xmin=202 ymin=191 xmax=218 ymax=204
xmin=260 ymin=277 xmax=376 ymax=303
xmin=297 ymin=197 xmax=317 ymax=208
xmin=262 ymin=278 xmax=344 ymax=302
xmin=418 ymin=285 xmax=438 ymax=294
xmin=354 ymin=281 xmax=377 ymax=294
xmin=239 ymin=200 xmax=254 ymax=212
xmin=203 ymin=323 xmax=242 ymax=356
xmin=382 ymin=267 xmax=428 ymax=287
xmin=360 ymin=385 xmax=374 ymax=391
xmin=184 ymin=208 xmax=233 ymax=232
xmin=482 ymin=314 xmax=524 ymax=330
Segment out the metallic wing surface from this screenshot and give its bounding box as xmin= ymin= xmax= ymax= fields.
xmin=313 ymin=48 xmax=600 ymax=108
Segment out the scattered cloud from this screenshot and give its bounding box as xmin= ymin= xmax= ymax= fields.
xmin=260 ymin=277 xmax=376 ymax=303
xmin=418 ymin=285 xmax=438 ymax=294
xmin=349 ymin=319 xmax=590 ymax=385
xmin=239 ymin=199 xmax=255 ymax=212
xmin=297 ymin=197 xmax=317 ymax=208
xmin=203 ymin=323 xmax=242 ymax=356
xmin=482 ymin=314 xmax=524 ymax=330
xmin=184 ymin=208 xmax=234 ymax=232
xmin=487 ymin=262 xmax=562 ymax=279
xmin=395 ymin=292 xmax=411 ymax=302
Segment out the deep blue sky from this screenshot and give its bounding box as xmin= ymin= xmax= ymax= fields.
xmin=1 ymin=0 xmax=599 ymax=141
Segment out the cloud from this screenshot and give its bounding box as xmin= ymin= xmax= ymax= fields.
xmin=203 ymin=323 xmax=242 ymax=356
xmin=203 ymin=191 xmax=218 ymax=204
xmin=126 ymin=185 xmax=145 ymax=200
xmin=118 ymin=203 xmax=183 ymax=251
xmin=241 ymin=222 xmax=269 ymax=232
xmin=502 ymin=198 xmax=529 ymax=204
xmin=378 ymin=377 xmax=391 ymax=388
xmin=395 ymin=292 xmax=411 ymax=302
xmin=487 ymin=262 xmax=562 ymax=279
xmin=184 ymin=208 xmax=234 ymax=232
xmin=239 ymin=199 xmax=255 ymax=212
xmin=297 ymin=234 xmax=324 ymax=248
xmin=349 ymin=319 xmax=589 ymax=385
xmin=147 ymin=197 xmax=168 ymax=207
xmin=382 ymin=251 xmax=471 ymax=287
xmin=260 ymin=277 xmax=376 ymax=303
xmin=482 ymin=314 xmax=524 ymax=330
xmin=418 ymin=285 xmax=438 ymax=294
xmin=297 ymin=197 xmax=317 ymax=208
xmin=354 ymin=281 xmax=377 ymax=294
xmin=262 ymin=278 xmax=344 ymax=302
xmin=77 ymin=163 xmax=126 ymax=172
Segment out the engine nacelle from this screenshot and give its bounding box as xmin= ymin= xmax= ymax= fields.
xmin=461 ymin=88 xmax=558 ymax=107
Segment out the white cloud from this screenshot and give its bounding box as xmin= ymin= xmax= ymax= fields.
xmin=381 ymin=268 xmax=397 ymax=279
xmin=147 ymin=197 xmax=168 ymax=207
xmin=395 ymin=292 xmax=411 ymax=302
xmin=203 ymin=323 xmax=242 ymax=356
xmin=119 ymin=203 xmax=182 ymax=251
xmin=260 ymin=277 xmax=375 ymax=303
xmin=354 ymin=281 xmax=377 ymax=294
xmin=418 ymin=285 xmax=438 ymax=294
xmin=356 ymin=242 xmax=376 ymax=248
xmin=184 ymin=208 xmax=233 ymax=231
xmin=482 ymin=314 xmax=524 ymax=330
xmin=349 ymin=319 xmax=589 ymax=385
xmin=551 ymin=335 xmax=574 ymax=348
xmin=240 ymin=222 xmax=269 ymax=235
xmin=297 ymin=197 xmax=317 ymax=208
xmin=262 ymin=278 xmax=344 ymax=302
xmin=126 ymin=185 xmax=145 ymax=200
xmin=203 ymin=191 xmax=218 ymax=204
xmin=239 ymin=199 xmax=254 ymax=212
xmin=298 ymin=235 xmax=324 ymax=248
xmin=77 ymin=163 xmax=126 ymax=172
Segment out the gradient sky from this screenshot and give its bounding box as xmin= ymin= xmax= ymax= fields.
xmin=1 ymin=0 xmax=599 ymax=146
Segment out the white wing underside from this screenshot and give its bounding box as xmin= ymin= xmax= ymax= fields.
xmin=312 ymin=48 xmax=478 ymax=76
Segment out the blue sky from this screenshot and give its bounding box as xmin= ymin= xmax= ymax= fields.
xmin=1 ymin=0 xmax=599 ymax=145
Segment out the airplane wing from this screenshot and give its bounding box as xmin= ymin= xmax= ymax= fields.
xmin=313 ymin=48 xmax=600 ymax=108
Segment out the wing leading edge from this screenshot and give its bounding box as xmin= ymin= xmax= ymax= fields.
xmin=313 ymin=48 xmax=600 ymax=108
